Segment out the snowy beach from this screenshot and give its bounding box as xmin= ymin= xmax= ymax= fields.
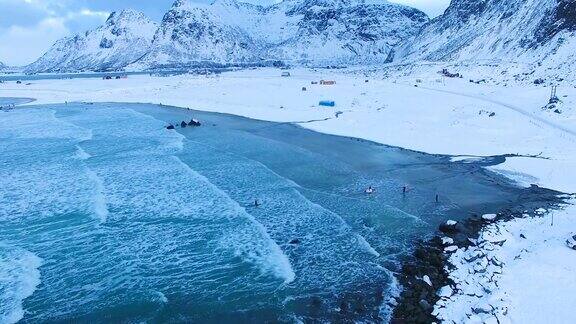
xmin=2 ymin=68 xmax=575 ymax=190
xmin=1 ymin=67 xmax=575 ymax=322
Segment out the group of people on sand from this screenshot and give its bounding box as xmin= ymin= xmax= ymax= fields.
xmin=166 ymin=118 xmax=202 ymax=129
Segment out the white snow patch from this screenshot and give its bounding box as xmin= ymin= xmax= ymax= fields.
xmin=482 ymin=214 xmax=497 ymax=221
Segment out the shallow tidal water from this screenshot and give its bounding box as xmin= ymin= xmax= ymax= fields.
xmin=0 ymin=98 xmax=34 ymax=107
xmin=0 ymin=101 xmax=555 ymax=323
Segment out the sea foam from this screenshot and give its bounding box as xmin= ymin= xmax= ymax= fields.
xmin=172 ymin=156 xmax=296 ymax=284
xmin=85 ymin=169 xmax=109 ymax=223
xmin=0 ymin=246 xmax=42 ymax=324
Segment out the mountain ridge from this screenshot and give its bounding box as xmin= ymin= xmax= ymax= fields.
xmin=395 ymin=0 xmax=576 ymax=67
xmin=24 ymin=0 xmax=576 ymax=76
xmin=26 ymin=0 xmax=429 ymax=72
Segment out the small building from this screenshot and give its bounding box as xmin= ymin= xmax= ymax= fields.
xmin=319 ymin=100 xmax=335 ymax=107
xmin=281 ymin=72 xmax=291 ymax=77
xmin=320 ymin=80 xmax=336 ymax=85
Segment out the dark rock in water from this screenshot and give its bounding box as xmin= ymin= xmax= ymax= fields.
xmin=392 ymin=239 xmax=449 ymax=323
xmin=166 ymin=124 xmax=175 ymax=130
xmin=419 ymin=299 xmax=431 ymax=311
xmin=439 ymin=220 xmax=458 ymax=234
xmin=289 ymin=238 xmax=301 ymax=245
xmin=181 ymin=121 xmax=187 ymax=128
xmin=188 ymin=119 xmax=202 ymax=127
xmin=520 ymin=233 xmax=527 ymax=239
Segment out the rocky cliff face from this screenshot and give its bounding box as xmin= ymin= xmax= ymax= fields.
xmin=534 ymin=0 xmax=576 ymax=44
xmin=26 ymin=10 xmax=158 ymax=73
xmin=135 ymin=0 xmax=266 ymax=69
xmin=396 ymin=0 xmax=576 ymax=66
xmin=137 ymin=0 xmax=428 ymax=69
xmin=265 ymin=0 xmax=429 ymax=65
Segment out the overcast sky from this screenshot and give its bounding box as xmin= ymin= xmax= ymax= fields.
xmin=0 ymin=0 xmax=451 ymax=66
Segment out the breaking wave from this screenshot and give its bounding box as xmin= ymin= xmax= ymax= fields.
xmin=0 ymin=245 xmax=42 ymax=324
xmin=85 ymin=168 xmax=109 ymax=223
xmin=172 ymin=156 xmax=296 ymax=284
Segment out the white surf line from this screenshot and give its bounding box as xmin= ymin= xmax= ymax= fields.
xmin=84 ymin=168 xmax=109 ymax=223
xmin=48 ymin=111 xmax=110 ymax=223
xmin=380 ymin=266 xmax=403 ymax=323
xmin=74 ymin=145 xmax=92 ymax=160
xmin=418 ymin=86 xmax=576 ymax=139
xmin=0 ymin=246 xmax=43 ymax=324
xmin=73 ymin=138 xmax=110 ymax=223
xmin=170 ymin=156 xmax=296 ymax=284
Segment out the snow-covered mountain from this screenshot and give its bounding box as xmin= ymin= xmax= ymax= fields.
xmin=26 ymin=10 xmax=158 ymax=73
xmin=135 ymin=0 xmax=267 ymax=69
xmin=396 ymin=0 xmax=576 ymax=72
xmin=265 ymin=0 xmax=429 ymax=65
xmin=136 ymin=0 xmax=428 ymax=69
xmin=28 ymin=0 xmax=428 ymax=71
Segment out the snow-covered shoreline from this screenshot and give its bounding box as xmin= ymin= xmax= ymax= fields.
xmin=1 ymin=67 xmax=575 ymax=322
xmin=435 ymin=201 xmax=576 ymax=324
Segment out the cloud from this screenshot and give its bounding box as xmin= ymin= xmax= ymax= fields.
xmin=0 ymin=0 xmax=49 ymax=28
xmin=62 ymin=8 xmax=110 ymax=36
xmin=0 ymin=0 xmax=109 ymax=66
xmin=0 ymin=18 xmax=69 ymax=66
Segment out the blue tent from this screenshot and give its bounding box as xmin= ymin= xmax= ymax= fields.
xmin=319 ymin=100 xmax=335 ymax=107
